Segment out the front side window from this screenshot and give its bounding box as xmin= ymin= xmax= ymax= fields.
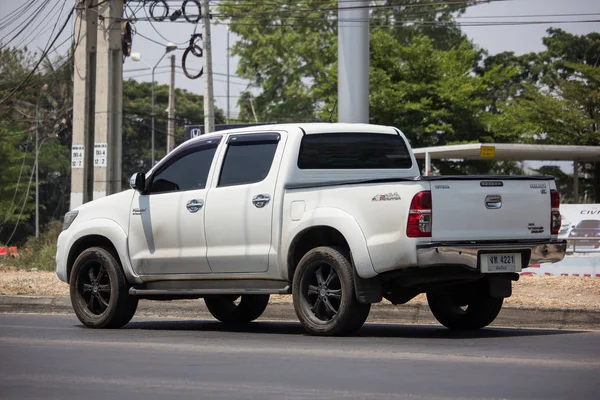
xmin=218 ymin=134 xmax=279 ymax=187
xmin=149 ymin=143 xmax=218 ymax=194
xmin=298 ymin=133 xmax=413 ymax=169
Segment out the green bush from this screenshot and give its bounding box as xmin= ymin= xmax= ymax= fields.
xmin=4 ymin=220 xmax=62 ymax=271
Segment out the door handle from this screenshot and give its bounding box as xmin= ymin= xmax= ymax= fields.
xmin=186 ymin=199 xmax=204 ymax=213
xmin=252 ymin=194 xmax=271 ymax=208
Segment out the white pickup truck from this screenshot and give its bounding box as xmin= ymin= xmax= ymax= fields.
xmin=56 ymin=123 xmax=566 ymax=335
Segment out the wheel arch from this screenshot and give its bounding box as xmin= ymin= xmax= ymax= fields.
xmin=65 ymin=219 xmax=142 ymax=285
xmin=67 ymin=235 xmax=119 ymax=282
xmin=283 ymin=208 xmax=377 ymax=283
xmin=287 ymin=226 xmax=348 ymax=284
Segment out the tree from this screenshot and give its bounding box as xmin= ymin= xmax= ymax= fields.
xmin=121 ymin=79 xmax=225 ymax=180
xmin=0 ymin=47 xmax=72 ymax=244
xmin=218 ymin=0 xmax=475 ymax=123
xmin=0 ymin=48 xmax=226 ymax=244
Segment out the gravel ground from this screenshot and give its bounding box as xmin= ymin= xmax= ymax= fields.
xmin=1 ymin=266 xmax=599 ymax=309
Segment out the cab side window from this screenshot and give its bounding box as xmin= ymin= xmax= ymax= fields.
xmin=217 ymin=133 xmax=280 ymax=187
xmin=148 ymin=142 xmax=219 ymax=194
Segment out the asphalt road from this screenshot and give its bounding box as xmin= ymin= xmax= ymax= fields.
xmin=0 ymin=314 xmax=599 ymax=400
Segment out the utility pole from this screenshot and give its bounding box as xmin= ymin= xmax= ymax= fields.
xmin=226 ymin=29 xmax=230 ymax=124
xmin=93 ymin=0 xmax=124 ymax=199
xmin=35 ymin=84 xmax=47 ymax=238
xmin=167 ymin=54 xmax=176 ymax=153
xmin=201 ymin=0 xmax=215 ymax=133
xmin=70 ymin=0 xmax=98 ymax=210
xmin=338 ymin=0 xmax=369 ymax=123
xmin=35 ymin=97 xmax=39 ymax=238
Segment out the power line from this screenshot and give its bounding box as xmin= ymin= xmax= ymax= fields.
xmin=0 ymin=5 xmax=75 ymax=106
xmin=12 ymin=0 xmax=69 ymax=52
xmin=4 ymin=154 xmax=36 ymax=246
xmin=0 ymin=0 xmax=39 ymax=31
xmin=0 ymin=35 xmax=75 ymax=101
xmin=0 ymin=0 xmax=52 ymax=50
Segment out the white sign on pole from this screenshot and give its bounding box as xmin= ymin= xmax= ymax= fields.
xmin=94 ymin=143 xmax=108 ymax=167
xmin=71 ymin=145 xmax=84 ymax=169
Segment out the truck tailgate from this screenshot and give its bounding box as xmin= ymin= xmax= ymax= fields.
xmin=429 ymin=178 xmax=552 ymax=242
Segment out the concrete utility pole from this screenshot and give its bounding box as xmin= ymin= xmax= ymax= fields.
xmin=338 ymin=0 xmax=369 ymax=123
xmin=167 ymin=54 xmax=176 ymax=153
xmin=93 ymin=0 xmax=124 ymax=199
xmin=201 ymin=0 xmax=215 ymax=133
xmin=70 ymin=0 xmax=98 ymax=210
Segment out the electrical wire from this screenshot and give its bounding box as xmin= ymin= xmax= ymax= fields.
xmin=11 ymin=0 xmax=68 ymax=52
xmin=0 ymin=0 xmax=41 ymax=32
xmin=142 ymin=2 xmax=190 ymax=45
xmin=0 ymin=34 xmax=75 ymax=103
xmin=0 ymin=6 xmax=75 ymax=106
xmin=3 ymin=155 xmax=36 ymax=246
xmin=0 ymin=0 xmax=52 ymax=50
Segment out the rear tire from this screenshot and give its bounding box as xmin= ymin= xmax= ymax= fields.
xmin=426 ymin=291 xmax=503 ymax=330
xmin=292 ymin=246 xmax=370 ymax=336
xmin=69 ymin=247 xmax=138 ymax=329
xmin=204 ymin=294 xmax=270 ymax=324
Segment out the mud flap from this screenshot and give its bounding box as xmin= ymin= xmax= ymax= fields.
xmin=487 ymin=275 xmax=516 ymax=298
xmin=353 ymin=269 xmax=382 ymax=304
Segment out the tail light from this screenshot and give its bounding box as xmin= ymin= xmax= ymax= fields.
xmin=407 ymin=191 xmax=432 ymax=238
xmin=550 ymin=189 xmax=561 ymax=235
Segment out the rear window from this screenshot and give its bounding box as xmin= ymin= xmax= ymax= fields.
xmin=297 ymin=133 xmax=412 ymax=169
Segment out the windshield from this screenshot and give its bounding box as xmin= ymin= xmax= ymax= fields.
xmin=575 ymin=220 xmax=600 ymax=229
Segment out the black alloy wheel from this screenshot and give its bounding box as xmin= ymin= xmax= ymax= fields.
xmin=302 ymin=263 xmax=342 ymax=322
xmin=292 ymin=246 xmax=370 ymax=336
xmin=70 ymin=247 xmax=138 ymax=329
xmin=76 ymin=260 xmax=111 ymax=315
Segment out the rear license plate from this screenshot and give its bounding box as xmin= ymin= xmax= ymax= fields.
xmin=480 ymin=253 xmax=522 ymax=273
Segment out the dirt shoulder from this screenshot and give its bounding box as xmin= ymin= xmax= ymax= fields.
xmin=1 ymin=266 xmax=599 ymax=309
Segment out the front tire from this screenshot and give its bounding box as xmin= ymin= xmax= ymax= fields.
xmin=69 ymin=247 xmax=138 ymax=329
xmin=204 ymin=294 xmax=270 ymax=324
xmin=292 ymin=246 xmax=371 ymax=336
xmin=426 ymin=290 xmax=503 ymax=330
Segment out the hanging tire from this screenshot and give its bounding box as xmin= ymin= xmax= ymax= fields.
xmin=426 ymin=290 xmax=503 ymax=330
xmin=69 ymin=247 xmax=138 ymax=329
xmin=204 ymin=294 xmax=270 ymax=324
xmin=292 ymin=246 xmax=371 ymax=336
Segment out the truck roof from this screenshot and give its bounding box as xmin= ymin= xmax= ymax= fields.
xmin=188 ymin=122 xmax=400 ymax=143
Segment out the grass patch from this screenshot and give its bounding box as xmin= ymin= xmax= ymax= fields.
xmin=3 ymin=220 xmax=62 ymax=271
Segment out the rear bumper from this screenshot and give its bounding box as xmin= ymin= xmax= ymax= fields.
xmin=416 ymin=240 xmax=567 ymax=270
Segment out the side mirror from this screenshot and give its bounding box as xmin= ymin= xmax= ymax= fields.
xmin=130 ymin=172 xmax=146 ymax=192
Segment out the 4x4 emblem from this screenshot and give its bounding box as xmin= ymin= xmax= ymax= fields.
xmin=372 ymin=192 xmax=401 ymax=202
